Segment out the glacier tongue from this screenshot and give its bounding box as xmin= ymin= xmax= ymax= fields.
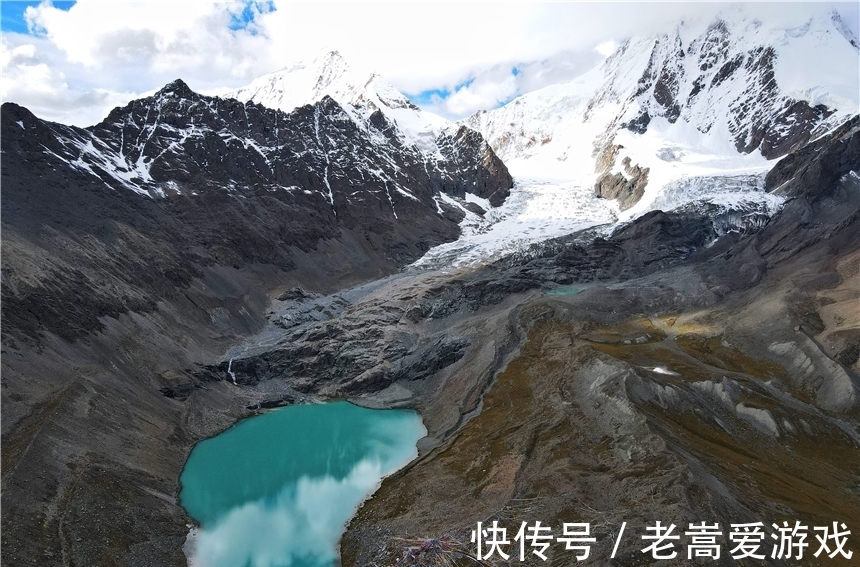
xmin=647 ymin=173 xmax=782 ymax=216
xmin=412 ymin=170 xmax=785 ymax=270
xmin=412 ymin=177 xmax=619 ymax=270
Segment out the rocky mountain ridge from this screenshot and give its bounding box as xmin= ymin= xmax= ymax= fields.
xmin=225 ymin=51 xmax=511 ymax=206
xmin=1 ymin=78 xmax=511 ymax=344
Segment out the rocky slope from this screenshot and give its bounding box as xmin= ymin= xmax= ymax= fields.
xmin=226 ymin=51 xmax=512 ymax=206
xmin=0 ymin=78 xmax=510 ymax=566
xmin=340 ymin=115 xmax=860 ymax=567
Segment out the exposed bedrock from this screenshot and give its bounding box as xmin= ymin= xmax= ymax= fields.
xmin=594 ymin=155 xmax=651 ymax=211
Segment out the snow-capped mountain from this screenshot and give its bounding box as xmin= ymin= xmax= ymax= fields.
xmin=464 ymin=7 xmax=859 ymax=220
xmin=225 ymin=51 xmax=444 ymax=155
xmin=4 ymin=71 xmax=511 ymax=220
xmin=1 ymin=77 xmax=514 ymax=285
xmin=224 ymin=51 xmax=511 ymax=207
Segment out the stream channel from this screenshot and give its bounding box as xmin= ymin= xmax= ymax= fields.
xmin=180 ymin=400 xmax=425 ymax=567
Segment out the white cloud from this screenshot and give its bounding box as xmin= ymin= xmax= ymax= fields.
xmin=419 ymin=50 xmax=605 ymax=119
xmin=1 ymin=1 xmax=855 ymax=125
xmin=23 ymin=0 xmax=274 ymax=83
xmin=192 ymin=459 xmax=384 ymax=567
xmin=595 ymin=40 xmax=618 ymax=58
xmin=1 ymin=35 xmax=138 ymax=125
xmin=446 ymin=70 xmax=519 ymax=117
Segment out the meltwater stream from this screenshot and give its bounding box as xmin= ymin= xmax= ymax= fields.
xmin=180 ymin=401 xmax=425 ymax=567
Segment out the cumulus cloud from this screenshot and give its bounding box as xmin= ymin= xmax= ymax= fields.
xmin=1 ymin=1 xmax=855 ymax=125
xmin=22 ymin=0 xmax=274 ymax=84
xmin=2 ymin=0 xmax=276 ymax=124
xmin=0 ymin=35 xmax=138 ymax=125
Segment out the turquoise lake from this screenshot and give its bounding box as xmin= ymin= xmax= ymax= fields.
xmin=179 ymin=401 xmax=425 ymax=567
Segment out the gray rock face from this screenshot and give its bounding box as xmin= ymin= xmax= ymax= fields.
xmin=765 ymin=115 xmax=860 ymax=200
xmin=594 ymin=155 xmax=650 ymax=210
xmin=433 ymin=125 xmax=512 ymax=207
xmin=619 ymin=21 xmax=837 ymax=159
xmin=0 ymin=81 xmax=511 ymax=345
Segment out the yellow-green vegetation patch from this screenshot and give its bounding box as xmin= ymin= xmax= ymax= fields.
xmin=580 ymin=316 xmax=666 ymax=345
xmin=675 ymin=335 xmax=790 ymax=382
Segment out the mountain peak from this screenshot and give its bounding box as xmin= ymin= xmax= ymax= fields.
xmin=223 ymin=50 xmax=421 ymax=119
xmin=320 ymin=49 xmax=346 ymax=64
xmin=272 ymin=49 xmax=351 ymax=82
xmin=225 ymin=51 xmax=361 ymax=116
xmin=465 ymin=8 xmax=858 ymax=215
xmin=156 ymin=79 xmax=195 ymax=99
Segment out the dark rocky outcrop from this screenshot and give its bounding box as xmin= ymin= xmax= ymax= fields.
xmin=765 ymin=115 xmax=860 ymax=201
xmin=594 ymin=156 xmax=650 ymax=210
xmin=433 ymin=125 xmax=512 ymax=206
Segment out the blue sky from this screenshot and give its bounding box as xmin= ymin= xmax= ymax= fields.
xmin=227 ymin=0 xmax=273 ymax=32
xmin=1 ymin=1 xmax=75 ymax=33
xmin=2 ymin=1 xmax=856 ymax=126
xmin=0 ymin=0 xmax=270 ymax=33
xmin=410 ymin=78 xmax=479 ymax=107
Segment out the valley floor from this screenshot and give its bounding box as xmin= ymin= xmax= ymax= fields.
xmin=2 ymin=121 xmax=858 ymax=567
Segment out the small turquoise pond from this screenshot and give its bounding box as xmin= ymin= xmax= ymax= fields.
xmin=545 ymin=285 xmax=584 ymax=296
xmin=179 ymin=400 xmax=425 ymax=567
